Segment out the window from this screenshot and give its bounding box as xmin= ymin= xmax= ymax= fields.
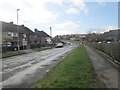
xmin=7 ymin=32 xmax=12 ymax=36
xmin=23 ymin=40 xmax=27 ymax=45
xmin=23 ymin=34 xmax=26 ymax=37
xmin=13 ymin=33 xmax=18 ymax=37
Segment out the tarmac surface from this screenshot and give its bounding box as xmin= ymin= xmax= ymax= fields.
xmin=1 ymin=44 xmax=119 ymax=89
xmin=0 ymin=44 xmax=78 ymax=88
xmin=85 ymin=45 xmax=119 ymax=88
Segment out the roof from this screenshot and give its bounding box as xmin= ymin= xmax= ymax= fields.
xmin=104 ymin=29 xmax=120 ymax=36
xmin=19 ymin=25 xmax=34 ymax=35
xmin=1 ymin=21 xmax=51 ymax=37
xmin=1 ymin=21 xmax=17 ymax=32
xmin=1 ymin=21 xmax=34 ymax=35
xmin=35 ymin=30 xmax=51 ymax=37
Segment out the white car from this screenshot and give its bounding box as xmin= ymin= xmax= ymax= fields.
xmin=56 ymin=43 xmax=63 ymax=48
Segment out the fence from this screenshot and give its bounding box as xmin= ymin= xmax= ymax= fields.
xmin=87 ymin=42 xmax=120 ymax=63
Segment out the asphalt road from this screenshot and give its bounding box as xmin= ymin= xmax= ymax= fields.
xmin=85 ymin=45 xmax=119 ymax=88
xmin=0 ymin=44 xmax=78 ymax=88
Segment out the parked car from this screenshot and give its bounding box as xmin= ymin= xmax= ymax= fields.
xmin=56 ymin=43 xmax=63 ymax=48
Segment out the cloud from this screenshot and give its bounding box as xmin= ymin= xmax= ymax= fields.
xmin=65 ymin=0 xmax=88 ymax=15
xmin=45 ymin=0 xmax=65 ymax=5
xmin=105 ymin=25 xmax=118 ymax=32
xmin=0 ymin=0 xmax=58 ymax=24
xmin=66 ymin=8 xmax=79 ymax=15
xmin=88 ymin=25 xmax=118 ymax=34
xmin=53 ymin=20 xmax=85 ymax=36
xmin=95 ymin=0 xmax=106 ymax=6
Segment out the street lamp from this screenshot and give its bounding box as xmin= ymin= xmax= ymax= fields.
xmin=50 ymin=27 xmax=53 ymax=48
xmin=17 ymin=9 xmax=20 ymax=52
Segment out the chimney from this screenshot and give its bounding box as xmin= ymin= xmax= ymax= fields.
xmin=21 ymin=24 xmax=24 ymax=27
xmin=9 ymin=22 xmax=13 ymax=24
xmin=34 ymin=28 xmax=38 ymax=32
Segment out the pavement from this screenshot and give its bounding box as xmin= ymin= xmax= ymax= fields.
xmin=0 ymin=44 xmax=78 ymax=88
xmin=85 ymin=45 xmax=119 ymax=88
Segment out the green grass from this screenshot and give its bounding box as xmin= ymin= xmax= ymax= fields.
xmin=1 ymin=51 xmax=27 ymax=58
xmin=33 ymin=45 xmax=96 ymax=88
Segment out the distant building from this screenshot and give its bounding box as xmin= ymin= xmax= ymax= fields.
xmin=103 ymin=29 xmax=120 ymax=42
xmin=103 ymin=29 xmax=120 ymax=41
xmin=85 ymin=33 xmax=103 ymax=42
xmin=84 ymin=29 xmax=120 ymax=43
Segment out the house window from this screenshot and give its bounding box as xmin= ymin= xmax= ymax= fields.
xmin=13 ymin=33 xmax=18 ymax=37
xmin=7 ymin=32 xmax=13 ymax=36
xmin=23 ymin=34 xmax=26 ymax=37
xmin=23 ymin=40 xmax=27 ymax=45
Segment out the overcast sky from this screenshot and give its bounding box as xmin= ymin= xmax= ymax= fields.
xmin=0 ymin=0 xmax=119 ymax=36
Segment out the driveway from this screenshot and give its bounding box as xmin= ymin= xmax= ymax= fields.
xmin=85 ymin=45 xmax=119 ymax=88
xmin=0 ymin=44 xmax=78 ymax=88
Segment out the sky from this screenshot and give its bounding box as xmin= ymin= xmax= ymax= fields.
xmin=0 ymin=0 xmax=119 ymax=37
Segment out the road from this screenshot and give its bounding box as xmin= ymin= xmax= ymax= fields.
xmin=85 ymin=45 xmax=119 ymax=88
xmin=0 ymin=44 xmax=78 ymax=88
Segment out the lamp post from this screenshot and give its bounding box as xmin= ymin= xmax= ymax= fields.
xmin=50 ymin=27 xmax=52 ymax=37
xmin=50 ymin=27 xmax=53 ymax=48
xmin=17 ymin=9 xmax=20 ymax=52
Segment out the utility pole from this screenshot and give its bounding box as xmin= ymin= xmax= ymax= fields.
xmin=17 ymin=9 xmax=20 ymax=52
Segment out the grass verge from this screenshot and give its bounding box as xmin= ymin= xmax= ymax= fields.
xmin=33 ymin=45 xmax=96 ymax=88
xmin=1 ymin=51 xmax=27 ymax=58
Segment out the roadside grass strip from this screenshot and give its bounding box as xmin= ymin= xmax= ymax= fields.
xmin=33 ymin=45 xmax=97 ymax=88
xmin=2 ymin=51 xmax=27 ymax=58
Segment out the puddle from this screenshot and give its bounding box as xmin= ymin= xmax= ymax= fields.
xmin=31 ymin=61 xmax=38 ymax=64
xmin=52 ymin=59 xmax=58 ymax=61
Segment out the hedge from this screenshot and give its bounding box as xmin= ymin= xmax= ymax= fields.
xmin=87 ymin=42 xmax=120 ymax=63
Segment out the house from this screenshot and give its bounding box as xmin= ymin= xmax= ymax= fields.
xmin=1 ymin=21 xmax=52 ymax=51
xmin=34 ymin=29 xmax=51 ymax=47
xmin=19 ymin=25 xmax=35 ymax=49
xmin=2 ymin=21 xmax=18 ymax=51
xmin=1 ymin=21 xmax=35 ymax=51
xmin=85 ymin=33 xmax=103 ymax=42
